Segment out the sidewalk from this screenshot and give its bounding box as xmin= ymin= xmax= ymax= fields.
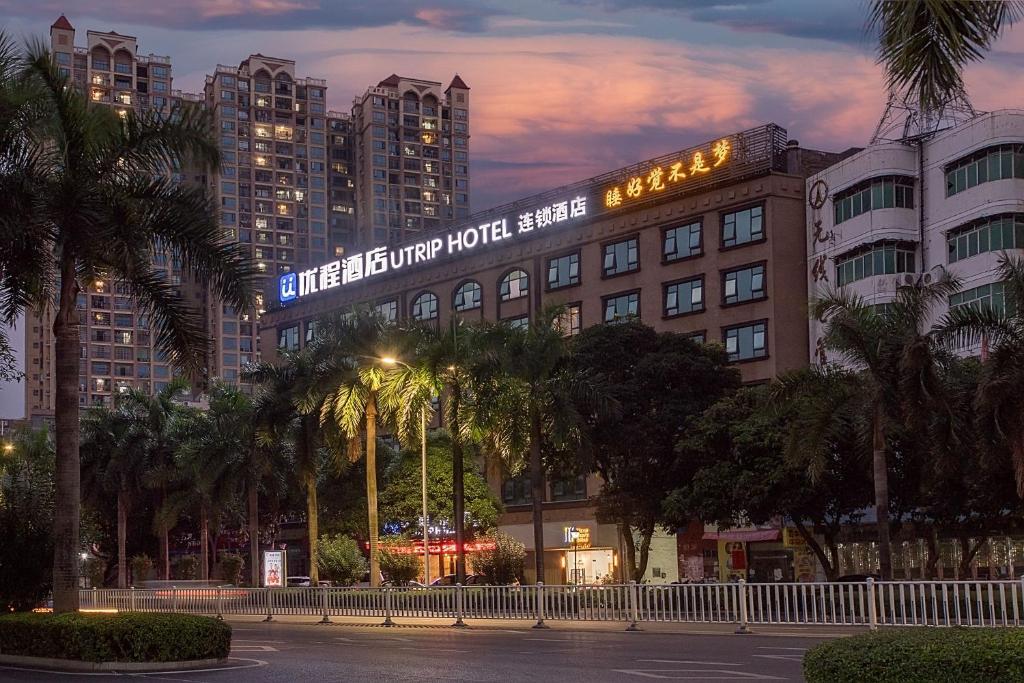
xmin=223 ymin=613 xmax=864 ymax=638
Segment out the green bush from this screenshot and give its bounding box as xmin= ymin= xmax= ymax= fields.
xmin=804 ymin=628 xmax=1024 ymax=683
xmin=130 ymin=554 xmax=153 ymax=585
xmin=318 ymin=534 xmax=366 ymax=586
xmin=173 ymin=555 xmax=198 ymax=581
xmin=379 ymin=540 xmax=420 ymax=585
xmin=216 ymin=553 xmax=244 ymax=585
xmin=472 ymin=531 xmax=525 ymax=585
xmin=0 ymin=612 xmax=231 ymax=663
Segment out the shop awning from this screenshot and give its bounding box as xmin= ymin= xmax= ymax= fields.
xmin=703 ymin=529 xmax=780 ymax=542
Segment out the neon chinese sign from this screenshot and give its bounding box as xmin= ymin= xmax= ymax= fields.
xmin=280 ymin=196 xmax=587 ymax=303
xmin=604 ymin=138 xmax=731 ymax=209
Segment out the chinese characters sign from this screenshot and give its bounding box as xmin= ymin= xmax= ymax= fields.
xmin=604 ymin=138 xmax=731 ymax=209
xmin=280 ymin=195 xmax=588 ymax=303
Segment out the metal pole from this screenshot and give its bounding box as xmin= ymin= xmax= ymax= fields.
xmin=626 ymin=580 xmax=641 ymax=631
xmin=130 ymin=585 xmax=136 ymax=612
xmin=319 ymin=584 xmax=331 ymax=624
xmin=735 ymin=579 xmax=751 ymax=634
xmin=216 ymin=586 xmax=223 ymax=620
xmin=263 ymin=587 xmax=273 ymax=622
xmin=532 ymin=582 xmax=549 ymax=629
xmin=421 ymin=405 xmax=430 ymax=587
xmin=453 ymin=583 xmax=467 ymax=628
xmin=867 ymin=577 xmax=878 ymax=631
xmin=382 ymin=586 xmax=395 ymax=627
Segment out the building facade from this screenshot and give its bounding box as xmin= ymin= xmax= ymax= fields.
xmin=806 ymin=110 xmax=1024 ymax=364
xmin=351 ymin=74 xmax=471 ymax=249
xmin=261 ymin=124 xmax=843 ymax=583
xmin=25 ymin=16 xmax=203 ymax=418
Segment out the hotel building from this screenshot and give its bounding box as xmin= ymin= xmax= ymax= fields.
xmin=261 ymin=124 xmax=844 ymax=583
xmin=25 ymin=16 xmax=203 ymax=419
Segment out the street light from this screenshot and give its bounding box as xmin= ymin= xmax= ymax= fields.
xmin=380 ymin=356 xmax=431 ymax=586
xmin=568 ymin=526 xmax=580 ymax=585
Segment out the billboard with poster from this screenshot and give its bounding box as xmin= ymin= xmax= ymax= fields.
xmin=263 ymin=550 xmax=286 ymax=588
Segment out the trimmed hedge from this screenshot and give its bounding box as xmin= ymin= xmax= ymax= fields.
xmin=804 ymin=628 xmax=1024 ymax=683
xmin=0 ymin=612 xmax=231 ymax=663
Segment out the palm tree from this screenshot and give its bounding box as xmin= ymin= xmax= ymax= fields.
xmin=0 ymin=42 xmax=254 ymax=611
xmin=473 ymin=308 xmax=603 ymax=583
xmin=936 ymin=254 xmax=1024 ymax=496
xmin=810 ymin=272 xmax=959 ymax=579
xmin=869 ymin=0 xmax=1023 ymax=115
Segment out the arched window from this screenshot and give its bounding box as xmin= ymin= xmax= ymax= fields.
xmin=499 ymin=269 xmax=529 ymax=301
xmin=453 ymin=281 xmax=482 ymax=311
xmin=411 ymin=291 xmax=438 ymax=321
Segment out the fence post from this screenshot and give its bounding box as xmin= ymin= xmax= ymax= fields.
xmin=319 ymin=584 xmax=331 ymax=624
xmin=91 ymin=586 xmax=97 ymax=610
xmin=216 ymin=586 xmax=223 ymax=620
xmin=263 ymin=588 xmax=274 ymax=622
xmin=532 ymin=582 xmax=549 ymax=629
xmin=735 ymin=580 xmax=751 ymax=634
xmin=452 ymin=583 xmax=468 ymax=628
xmin=382 ymin=586 xmax=395 ymax=627
xmin=866 ymin=578 xmax=878 ymax=631
xmin=1020 ymin=577 xmax=1024 ymax=626
xmin=130 ymin=586 xmax=137 ymax=612
xmin=172 ymin=585 xmax=178 ymax=613
xmin=626 ymin=581 xmax=642 ymax=631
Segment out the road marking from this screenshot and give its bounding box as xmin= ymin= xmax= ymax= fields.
xmin=638 ymin=659 xmax=745 ymax=666
xmin=614 ymin=669 xmax=785 ymax=680
xmin=752 ymin=654 xmax=802 ymax=663
xmin=399 ymin=647 xmax=469 ymax=653
xmin=231 ymin=645 xmax=279 ymax=652
xmin=525 ymin=638 xmax=578 ymax=642
xmin=757 ymin=647 xmax=807 ymax=651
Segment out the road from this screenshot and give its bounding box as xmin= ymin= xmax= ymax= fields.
xmin=0 ymin=618 xmax=853 ymax=682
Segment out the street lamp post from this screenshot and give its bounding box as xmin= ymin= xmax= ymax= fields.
xmin=568 ymin=526 xmax=580 ymax=585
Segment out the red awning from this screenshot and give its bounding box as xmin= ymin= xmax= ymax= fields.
xmin=702 ymin=529 xmax=780 ymax=542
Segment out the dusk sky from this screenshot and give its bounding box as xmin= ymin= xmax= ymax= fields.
xmin=2 ymin=0 xmax=1024 ymax=417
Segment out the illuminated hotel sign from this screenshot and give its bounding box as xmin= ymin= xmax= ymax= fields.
xmin=603 ymin=137 xmax=732 ymax=209
xmin=280 ymin=195 xmax=588 ymax=303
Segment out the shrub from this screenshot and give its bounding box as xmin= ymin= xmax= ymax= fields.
xmin=0 ymin=612 xmax=231 ymax=663
xmin=472 ymin=531 xmax=525 ymax=585
xmin=130 ymin=554 xmax=153 ymax=585
xmin=318 ymin=534 xmax=366 ymax=586
xmin=804 ymin=628 xmax=1024 ymax=683
xmin=173 ymin=555 xmax=198 ymax=581
xmin=216 ymin=553 xmax=244 ymax=586
xmin=378 ymin=540 xmax=420 ymax=585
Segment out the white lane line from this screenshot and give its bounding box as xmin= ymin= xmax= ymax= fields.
xmin=637 ymin=659 xmax=745 ymax=666
xmin=752 ymin=654 xmax=802 ymax=662
xmin=399 ymin=647 xmax=469 ymax=653
xmin=231 ymin=645 xmax=279 ymax=652
xmin=756 ymin=647 xmax=807 ymax=651
xmin=614 ymin=669 xmax=785 ymax=680
xmin=525 ymin=638 xmax=578 ymax=642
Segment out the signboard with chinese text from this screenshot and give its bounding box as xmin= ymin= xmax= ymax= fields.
xmin=263 ymin=550 xmax=285 ymax=588
xmin=603 ymin=138 xmax=732 ymax=209
xmin=563 ymin=526 xmax=591 ymax=549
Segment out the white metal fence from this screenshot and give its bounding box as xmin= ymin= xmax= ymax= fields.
xmin=78 ymin=579 xmax=1024 ymax=630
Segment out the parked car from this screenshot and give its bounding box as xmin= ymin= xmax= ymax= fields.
xmin=286 ymin=576 xmax=311 ymax=587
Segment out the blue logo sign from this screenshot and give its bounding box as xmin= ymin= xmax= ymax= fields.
xmin=279 ymin=272 xmax=298 ymax=303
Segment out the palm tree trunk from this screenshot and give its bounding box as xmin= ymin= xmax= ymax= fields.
xmin=117 ymin=488 xmax=128 ymax=588
xmin=200 ymin=503 xmax=210 ymax=581
xmin=366 ymin=393 xmax=381 ymax=587
xmin=52 ymin=259 xmax=82 ymax=613
xmin=249 ymin=476 xmax=260 ymax=587
xmin=450 ymin=383 xmax=466 ymax=583
xmin=528 ymin=407 xmax=545 ymax=584
xmin=872 ymin=405 xmax=893 ymax=579
xmin=305 ymin=469 xmax=320 ymax=584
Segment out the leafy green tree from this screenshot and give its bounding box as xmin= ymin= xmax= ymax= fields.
xmin=869 ymin=0 xmax=1022 ymax=114
xmin=670 ymin=386 xmax=871 ymax=580
xmin=0 ymin=426 xmax=54 ymax=610
xmin=317 ymin=534 xmax=366 ymax=586
xmin=571 ymin=321 xmax=738 ymax=581
xmin=378 ymin=431 xmax=499 ymax=537
xmin=473 ymin=531 xmax=526 ymax=585
xmin=0 ymin=41 xmax=254 ymax=611
xmin=378 ymin=537 xmax=421 ymax=585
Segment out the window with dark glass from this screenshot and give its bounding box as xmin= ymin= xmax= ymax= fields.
xmin=949 ymin=282 xmax=1008 ymax=316
xmin=550 ymin=475 xmax=587 ymax=502
xmin=663 ymin=221 xmax=702 ymax=261
xmin=948 ymin=214 xmax=1024 ymax=263
xmin=500 ymin=269 xmax=529 ymax=301
xmin=603 ymin=291 xmax=640 ymax=323
xmin=501 ymin=475 xmax=532 ymax=505
xmin=547 ymin=252 xmax=580 ymax=289
xmin=411 ymin=292 xmax=438 ymax=321
xmin=556 ymin=303 xmax=582 ymax=337
xmin=453 ymin=281 xmax=482 ymax=311
xmin=374 ymin=299 xmax=398 ymax=322
xmin=721 ymin=206 xmax=764 ymax=247
xmin=664 ymin=277 xmax=703 ymax=316
xmin=278 ymin=324 xmax=299 ymax=351
xmin=505 ymin=315 xmax=529 ymax=330
xmin=603 ymin=236 xmax=639 ymax=276
xmin=835 ymin=242 xmax=915 ymax=286
xmin=946 ymin=144 xmax=1024 ymax=196
xmin=723 ymin=264 xmax=766 ymax=304
xmin=833 ymin=176 xmax=914 ymax=224
xmin=724 ymin=321 xmax=767 ymax=362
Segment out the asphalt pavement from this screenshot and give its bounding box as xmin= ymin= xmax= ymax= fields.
xmin=0 ymin=617 xmax=857 ymax=682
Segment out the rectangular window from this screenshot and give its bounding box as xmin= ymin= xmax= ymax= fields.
xmin=833 ymin=176 xmax=915 ymax=224
xmin=278 ymin=325 xmax=299 ymax=351
xmin=556 ymin=303 xmax=582 ymax=337
xmin=505 ymin=315 xmax=530 ymax=330
xmin=723 ymin=321 xmax=768 ymax=362
xmin=603 ymin=291 xmax=640 ymax=324
xmin=946 ymin=144 xmax=1024 ymax=197
xmin=603 ymin=236 xmax=639 ymax=277
xmin=664 ymin=277 xmax=704 ymax=317
xmin=947 ymin=214 xmax=1024 ymax=263
xmin=663 ymin=221 xmax=702 ymax=261
xmin=547 ymin=252 xmax=580 ymax=289
xmin=374 ymin=299 xmax=398 ymax=323
xmin=835 ymin=242 xmax=915 ymax=286
xmin=723 ymin=263 xmax=767 ymax=305
xmin=721 ymin=206 xmax=764 ymax=248
xmin=949 ymin=282 xmax=1008 ymax=316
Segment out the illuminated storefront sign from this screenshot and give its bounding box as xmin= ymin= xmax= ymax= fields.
xmin=563 ymin=526 xmax=591 ymax=549
xmin=279 ymin=195 xmax=588 ymax=303
xmin=366 ymin=541 xmax=498 ymax=555
xmin=603 ymin=138 xmax=731 ymax=209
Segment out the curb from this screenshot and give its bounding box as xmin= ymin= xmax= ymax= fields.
xmin=0 ymin=654 xmax=228 ymax=672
